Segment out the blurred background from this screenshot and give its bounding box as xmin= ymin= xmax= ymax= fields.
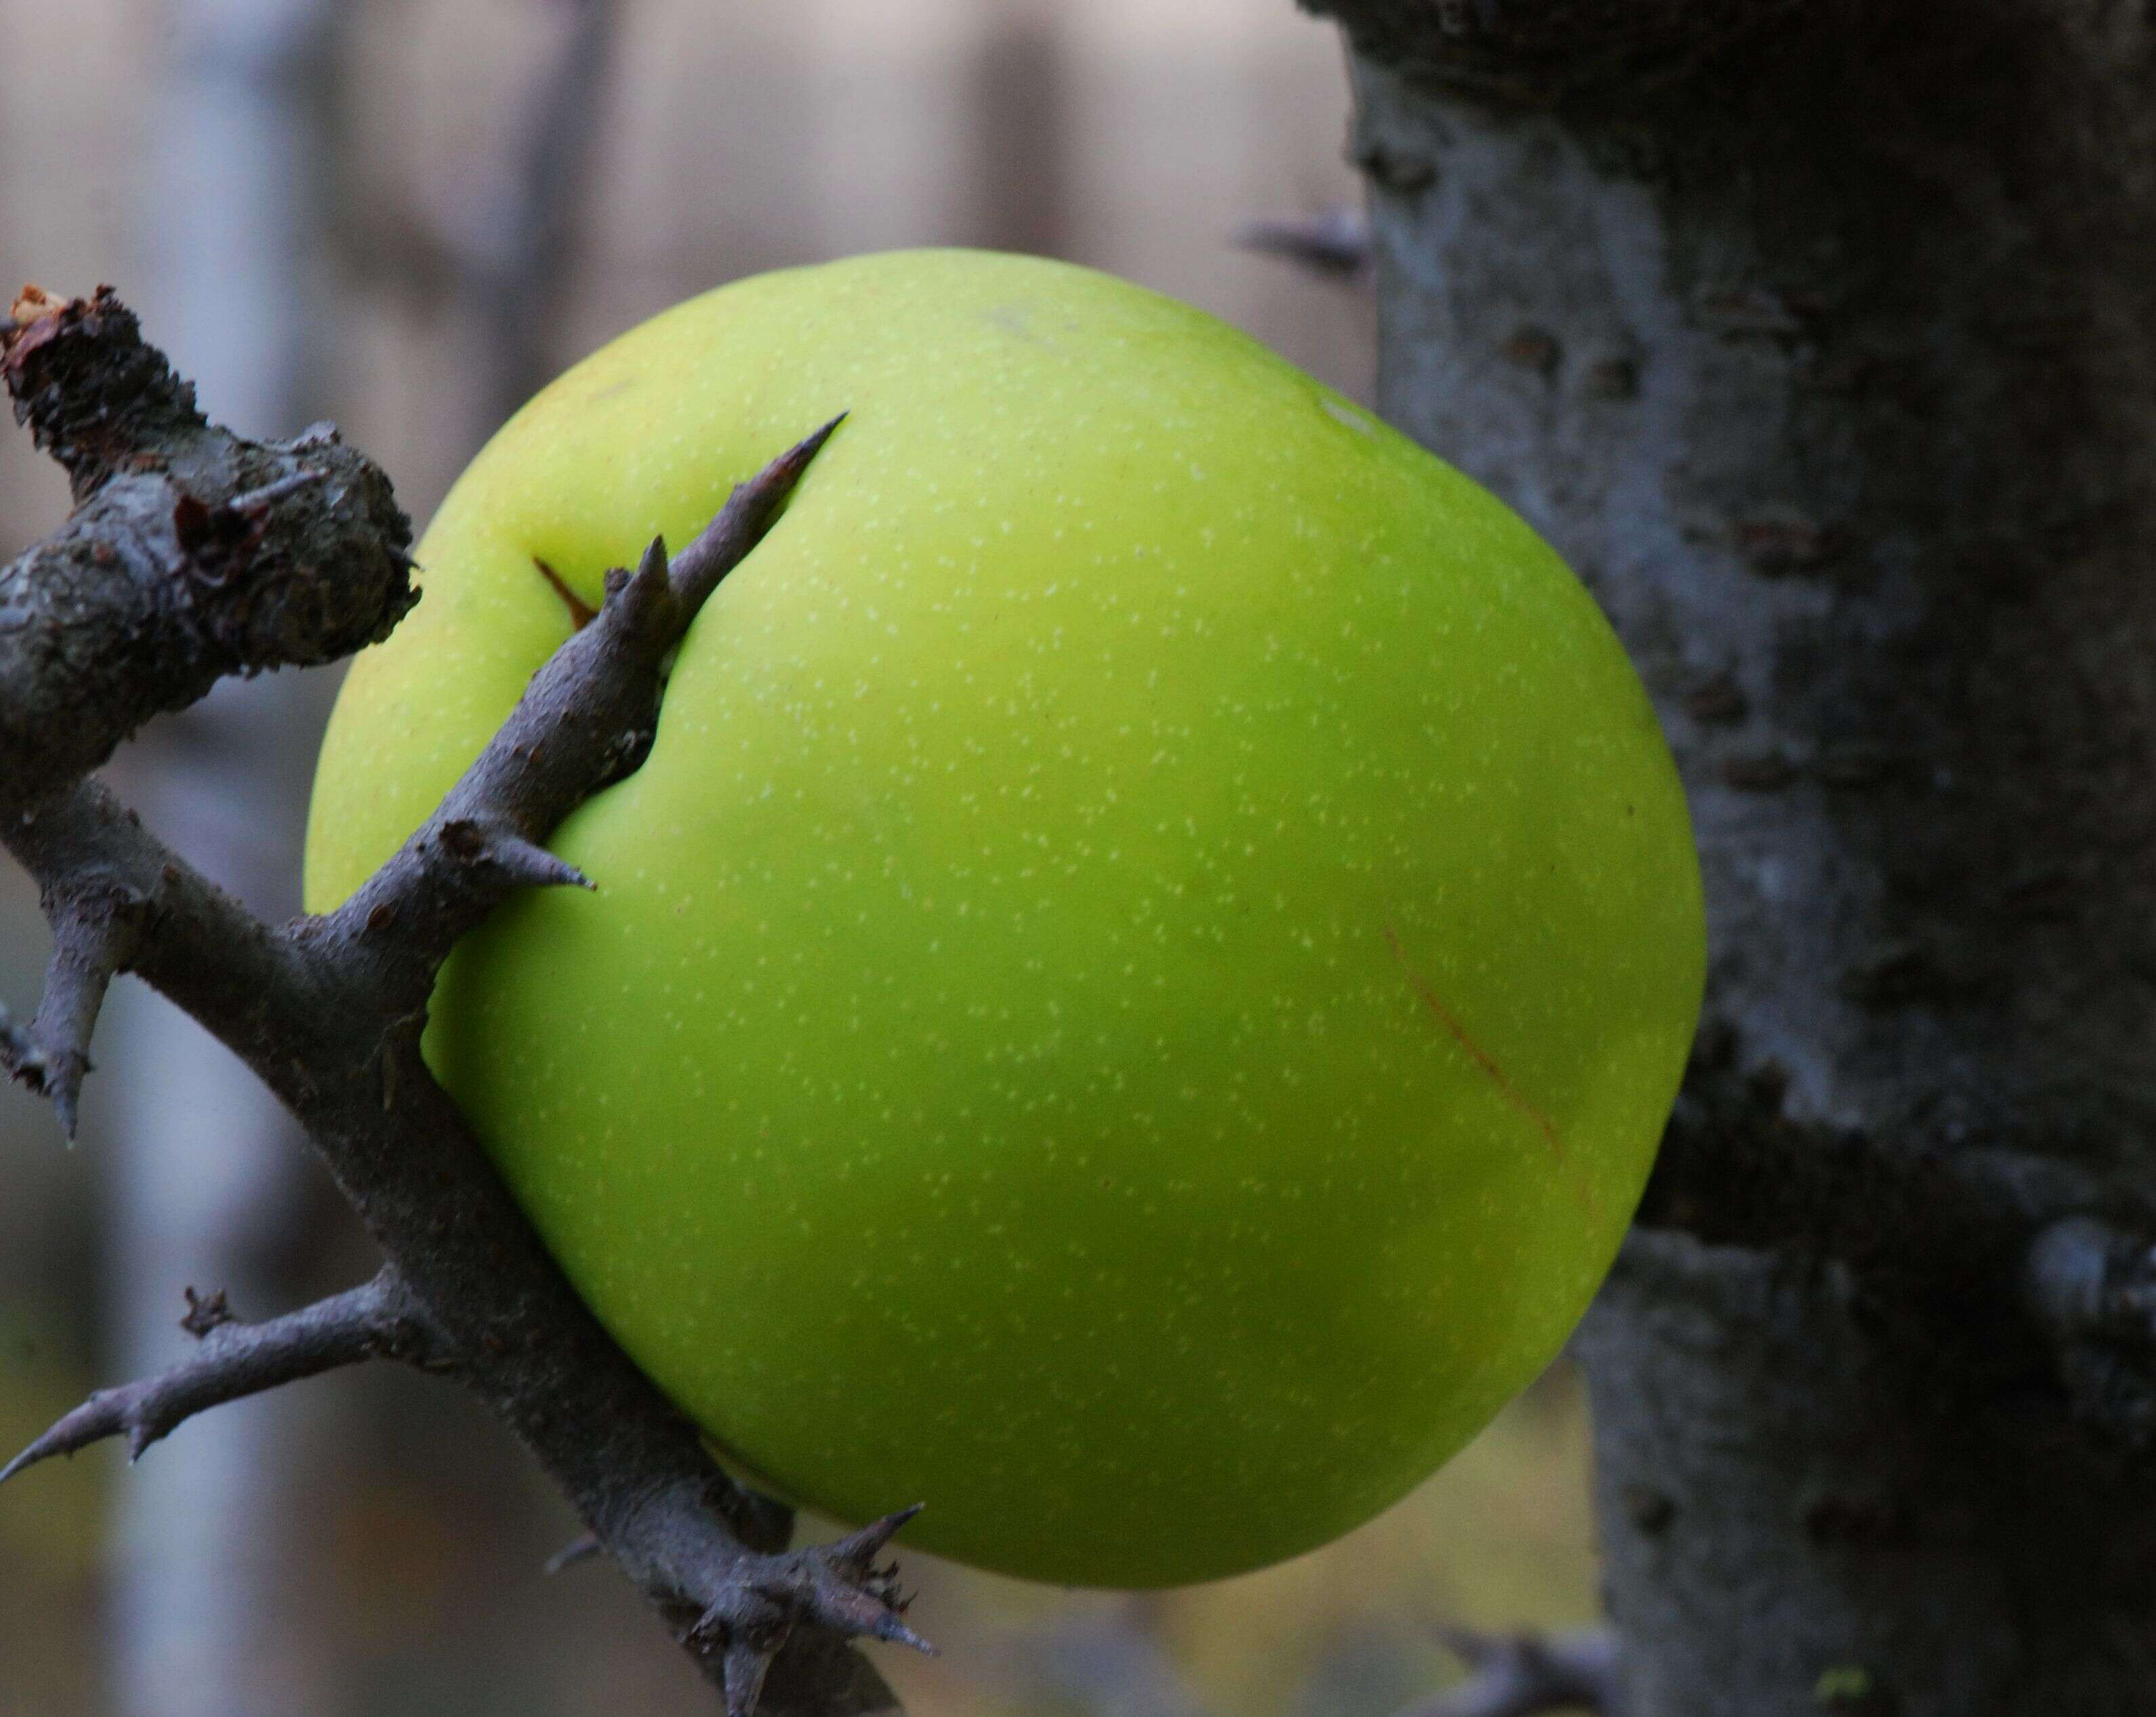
xmin=0 ymin=3 xmax=1598 ymax=1713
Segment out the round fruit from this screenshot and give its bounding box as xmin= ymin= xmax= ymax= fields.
xmin=305 ymin=248 xmax=1703 ymax=1586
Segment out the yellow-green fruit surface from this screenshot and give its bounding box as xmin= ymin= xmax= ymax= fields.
xmin=305 ymin=249 xmax=1703 ymax=1587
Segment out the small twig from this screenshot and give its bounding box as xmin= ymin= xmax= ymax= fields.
xmin=181 ymin=1287 xmax=235 ymax=1339
xmin=546 ymin=1532 xmax=605 ymax=1575
xmin=1405 ymin=1625 xmax=1619 ymax=1717
xmin=533 ymin=555 xmax=599 ymax=629
xmin=0 ymin=1270 xmax=439 ymax=1484
xmin=1235 ymin=205 xmax=1372 ymax=279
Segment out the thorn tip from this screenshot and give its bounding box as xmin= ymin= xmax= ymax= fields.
xmin=880 ymin=1614 xmax=936 ymax=1655
xmin=720 ymin=1639 xmax=774 ymax=1717
xmin=544 ymin=1533 xmax=603 ymax=1576
xmin=831 ymin=1501 xmax=925 ymax=1564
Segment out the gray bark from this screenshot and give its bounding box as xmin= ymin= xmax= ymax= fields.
xmin=1309 ymin=3 xmax=2156 ymax=1712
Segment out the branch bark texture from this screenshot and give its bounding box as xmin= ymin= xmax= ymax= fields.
xmin=0 ymin=288 xmax=412 ymax=798
xmin=0 ymin=291 xmax=915 ymax=1716
xmin=0 ymin=1270 xmax=439 ymax=1481
xmin=1311 ymin=1 xmax=2156 ymax=1711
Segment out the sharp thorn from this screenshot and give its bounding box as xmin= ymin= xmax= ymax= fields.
xmin=41 ymin=1043 xmax=91 ymax=1139
xmin=664 ymin=415 xmax=851 ymax=618
xmin=491 ymin=833 xmax=593 ymax=891
xmin=599 ymin=536 xmax=680 ymax=642
xmin=635 ymin=536 xmax=669 ymax=586
xmin=875 ymin=1613 xmax=937 ymax=1657
xmin=544 ymin=1532 xmax=603 ymax=1575
xmin=781 ymin=411 xmax=847 ymax=477
xmin=734 ymin=413 xmax=849 ymax=514
xmin=52 ymin=1077 xmax=81 ymax=1142
xmin=721 ymin=1639 xmax=775 ymax=1717
xmin=0 ymin=1440 xmax=45 ymax=1489
xmin=830 ymin=1502 xmax=924 ymax=1567
xmin=800 ymin=1579 xmax=914 ymax=1645
xmin=0 ymin=1394 xmax=114 ymax=1489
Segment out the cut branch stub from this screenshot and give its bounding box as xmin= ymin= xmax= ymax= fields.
xmin=3 ymin=285 xmax=207 ymax=498
xmin=0 ymin=287 xmax=415 ymax=807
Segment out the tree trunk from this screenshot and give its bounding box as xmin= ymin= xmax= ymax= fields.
xmin=1309 ymin=4 xmax=2156 ymax=1712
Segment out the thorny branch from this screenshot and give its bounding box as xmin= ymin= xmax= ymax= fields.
xmin=0 ymin=287 xmax=920 ymax=1717
xmin=0 ymin=1270 xmax=441 ymax=1484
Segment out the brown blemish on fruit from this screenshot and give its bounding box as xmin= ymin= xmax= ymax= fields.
xmin=533 ymin=556 xmax=598 ymax=630
xmin=1383 ymin=925 xmax=1589 ymax=1206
